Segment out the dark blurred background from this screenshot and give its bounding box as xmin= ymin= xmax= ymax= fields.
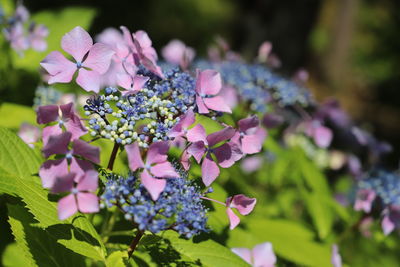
xmin=17 ymin=0 xmax=400 ymax=165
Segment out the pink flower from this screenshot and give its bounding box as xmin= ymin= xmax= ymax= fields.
xmin=240 ymin=155 xmax=263 ymax=174
xmin=4 ymin=22 xmax=29 ymax=53
xmin=126 ymin=141 xmax=179 ymax=200
xmin=226 ymin=194 xmax=257 ymax=230
xmin=195 ymin=69 xmax=231 ymax=114
xmin=331 ymin=244 xmax=342 ymax=267
xmin=258 ymin=41 xmax=272 ymax=63
xmin=303 ymin=120 xmax=333 ymax=148
xmin=52 ymin=170 xmax=99 ymax=220
xmin=28 ymin=23 xmax=49 ymax=52
xmin=36 ymin=102 xmax=87 ymax=145
xmin=381 ymin=206 xmax=400 ymax=235
xmin=232 ymin=242 xmax=276 ymax=267
xmin=168 ymin=109 xmax=196 ymax=139
xmin=354 ymin=189 xmax=376 ymax=213
xmin=39 ymin=132 xmax=100 ymax=189
xmin=18 ymin=123 xmax=41 ymax=148
xmin=186 ymin=126 xmax=242 ymax=186
xmin=40 ymin=26 xmax=114 ymax=92
xmin=162 ymin=39 xmax=195 ymax=69
xmin=232 ymin=116 xmax=267 ymax=154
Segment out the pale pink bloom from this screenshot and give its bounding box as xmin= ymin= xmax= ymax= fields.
xmin=219 ymin=85 xmax=238 ymax=110
xmin=331 ymin=245 xmax=342 ymax=267
xmin=381 ymin=206 xmax=400 ymax=235
xmin=28 ymin=23 xmax=48 ymax=51
xmin=126 ymin=141 xmax=179 ymax=200
xmin=39 ymin=132 xmax=99 ymax=189
xmin=241 ymin=155 xmax=263 ymax=173
xmin=303 ymin=120 xmax=333 ymax=148
xmin=186 ymin=126 xmax=242 ymax=186
xmin=18 ymin=123 xmax=41 ymax=148
xmin=40 ymin=26 xmax=114 ymax=92
xmin=162 ymin=39 xmax=195 ymax=69
xmin=232 ymin=242 xmax=276 ymax=267
xmin=293 ymin=68 xmax=309 ymax=83
xmin=36 ymin=102 xmax=86 ymax=145
xmin=231 ymin=116 xmax=267 ymax=154
xmin=226 ymin=194 xmax=257 ymax=230
xmin=52 ymin=170 xmax=99 ymax=220
xmin=168 ymin=109 xmax=196 ymax=139
xmin=4 ymin=22 xmax=29 ymax=53
xmin=195 ymin=69 xmax=231 ymax=114
xmin=354 ymin=189 xmax=376 ymax=213
xmin=258 ymin=41 xmax=272 ymax=63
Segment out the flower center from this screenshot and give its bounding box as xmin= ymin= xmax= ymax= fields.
xmin=76 ymin=61 xmax=83 ymax=68
xmin=71 ymin=188 xmax=79 ymax=195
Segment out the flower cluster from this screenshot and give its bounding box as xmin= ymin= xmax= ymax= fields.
xmin=101 ymin=171 xmax=208 ymax=238
xmin=1 ymin=3 xmax=48 ymax=54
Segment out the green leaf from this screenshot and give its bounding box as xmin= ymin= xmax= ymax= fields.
xmin=163 ymin=231 xmax=250 ymax=267
xmin=195 ymin=114 xmax=224 ymax=134
xmin=106 ymin=251 xmax=128 ymax=267
xmin=0 ymin=103 xmax=37 ymax=129
xmin=2 ymin=243 xmax=33 ymax=267
xmin=12 ymin=7 xmax=97 ymax=71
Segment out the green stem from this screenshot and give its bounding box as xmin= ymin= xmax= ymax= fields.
xmin=107 ymin=143 xmax=120 ymax=170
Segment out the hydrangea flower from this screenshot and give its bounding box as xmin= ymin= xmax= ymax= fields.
xmin=126 ymin=141 xmax=179 ymax=200
xmin=162 ymin=39 xmax=195 ymax=69
xmin=232 ymin=242 xmax=276 ymax=267
xmin=101 ymin=172 xmax=208 ymax=238
xmin=40 ymin=26 xmax=114 ymax=92
xmin=302 ymin=120 xmax=333 ymax=148
xmin=331 ymin=244 xmax=342 ymax=267
xmin=231 ymin=115 xmax=267 ymax=154
xmin=354 ymin=189 xmax=376 ymax=213
xmin=37 ymin=102 xmax=87 ymax=144
xmin=226 ymin=194 xmax=257 ymax=230
xmin=168 ymin=109 xmax=195 ymax=139
xmin=39 ymin=132 xmax=100 ymax=188
xmin=18 ymin=123 xmax=41 ymax=148
xmin=52 ymin=170 xmax=99 ymax=220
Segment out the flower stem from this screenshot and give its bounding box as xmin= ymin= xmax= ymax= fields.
xmin=107 ymin=143 xmax=120 ymax=170
xmin=128 ymin=230 xmax=144 ymax=258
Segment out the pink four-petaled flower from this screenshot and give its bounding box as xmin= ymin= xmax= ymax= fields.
xmin=40 ymin=26 xmax=114 ymax=92
xmin=232 ymin=242 xmax=276 ymax=267
xmin=225 ymin=194 xmax=257 ymax=230
xmin=232 ymin=115 xmax=267 ymax=154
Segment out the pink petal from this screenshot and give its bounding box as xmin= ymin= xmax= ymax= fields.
xmin=162 ymin=39 xmax=186 ymax=65
xmin=186 ymin=124 xmax=207 ymax=144
xmin=314 ymin=126 xmax=333 ymax=148
xmin=201 ymin=155 xmax=220 ymax=186
xmin=258 ymin=41 xmax=272 ymax=62
xmin=141 ymin=170 xmax=167 ymax=200
xmin=226 ymin=207 xmax=240 ymax=230
xmin=18 ymin=123 xmax=41 ymax=147
xmin=241 ymin=156 xmax=263 ymax=173
xmin=238 ymin=116 xmax=259 ymax=133
xmin=219 ymin=85 xmax=238 ymax=109
xmin=42 ymin=125 xmax=63 ymax=146
xmin=354 ymin=189 xmax=376 ymax=213
xmin=119 ymin=26 xmax=135 ymax=50
xmin=119 ymin=75 xmax=149 ymax=94
xmin=58 ymin=194 xmax=78 ymax=220
xmin=187 ymin=142 xmax=206 ymax=163
xmin=42 ymin=132 xmax=71 ymax=158
xmin=146 ymin=141 xmax=169 ymax=165
xmin=51 ymin=172 xmax=75 ymax=194
xmin=72 ymin=139 xmax=100 ymax=163
xmin=180 ymin=149 xmax=191 ymax=170
xmin=214 ymin=142 xmax=243 ymax=168
xmin=64 ymin=114 xmax=87 ymax=140
xmin=76 ymin=170 xmax=98 ymax=192
xmin=40 ymin=51 xmax=76 ymax=84
xmin=231 ymin=248 xmax=252 ymax=265
xmin=168 ymin=110 xmax=196 ymax=138
xmin=126 ymin=142 xmax=145 ymax=171
xmin=36 ymin=105 xmax=59 ymax=124
xmin=203 ymin=96 xmax=232 ymax=113
xmin=76 ymin=68 xmax=101 ymax=93
xmin=252 ymin=242 xmax=277 ymax=267
xmin=382 ymin=215 xmax=395 ymax=235
xmin=70 ymin=158 xmax=94 ymax=179
xmin=241 ymin=133 xmax=265 ymax=154
xmin=150 ymin=162 xmax=179 ymax=178
xmin=331 ymin=245 xmax=342 ymax=267
xmin=207 ymin=127 xmax=236 ymax=147
xmin=39 ymin=159 xmax=68 ymax=188
xmin=135 ymin=30 xmax=153 ymax=50
xmin=77 ymin=192 xmax=99 ymax=213
xmin=83 ymin=43 xmax=114 ymax=74
xmin=196 ymin=95 xmax=210 ymax=114
xmin=196 ymin=69 xmax=222 ymax=95
xmin=61 ymin=26 xmax=93 ymax=62
xmin=227 ymin=194 xmax=257 ymax=215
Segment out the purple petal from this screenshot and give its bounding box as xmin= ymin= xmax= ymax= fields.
xmin=238 ymin=115 xmax=259 ymax=133
xmin=146 ymin=141 xmax=169 ymax=165
xmin=40 ymin=51 xmax=76 ymax=84
xmin=314 ymin=125 xmax=333 ymax=148
xmin=258 ymin=41 xmax=272 ymax=62
xmin=151 ymin=162 xmax=179 ymax=178
xmin=42 ymin=132 xmax=71 ymax=158
xmin=187 ymin=142 xmax=206 ymax=163
xmin=231 ymin=248 xmax=252 ymax=265
xmin=168 ymin=110 xmax=195 ymax=138
xmin=214 ymin=142 xmax=243 ymax=168
xmin=141 ymin=170 xmax=167 ymax=200
xmin=76 ymin=68 xmax=101 ymax=93
xmin=42 ymin=125 xmax=63 ymax=145
xmin=51 ymin=172 xmax=75 ymax=194
xmin=354 ymin=189 xmax=376 ymax=213
xmin=83 ymin=43 xmax=114 ymax=74
xmin=241 ymin=129 xmax=266 ymax=155
xmin=226 ymin=207 xmax=240 ymax=230
xmin=203 ymin=96 xmax=232 ymax=113
xmin=201 ymin=155 xmax=220 ymax=186
xmin=77 ymin=192 xmax=99 ymax=213
xmin=64 ymin=114 xmax=87 ymax=140
xmin=36 ymin=105 xmax=59 ymax=124
xmin=180 ymin=149 xmax=191 ymax=170
xmin=76 ymin=170 xmax=98 ymax=192
xmin=219 ymin=85 xmax=238 ymax=109
xmin=119 ymin=75 xmax=149 ymax=94
xmin=262 ymin=113 xmax=284 ymax=128
xmin=227 ymin=194 xmax=257 ymax=215
xmin=61 ymin=26 xmax=93 ymax=62
xmin=196 ymin=69 xmax=222 ymax=95
xmin=252 ymin=242 xmax=277 ymax=267
xmin=70 ymin=158 xmax=94 ymax=179
xmin=58 ymin=194 xmax=78 ymax=220
xmin=196 ymin=95 xmax=210 ymax=114
xmin=186 ymin=124 xmax=207 ymax=144
xmin=207 ymin=127 xmax=236 ymax=147
xmin=72 ymin=139 xmax=100 ymax=163
xmin=126 ymin=142 xmax=145 ymax=171
xmin=382 ymin=214 xmax=395 ymax=235
xmin=39 ymin=159 xmax=68 ymax=188
xmin=241 ymin=156 xmax=263 ymax=173
xmin=331 ymin=244 xmax=342 ymax=267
